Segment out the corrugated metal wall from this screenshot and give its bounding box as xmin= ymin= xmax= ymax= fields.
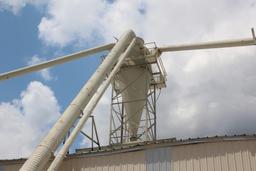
xmin=61 ymin=151 xmax=145 ymax=171
xmin=146 ymin=147 xmax=171 ymax=171
xmin=1 ymin=139 xmax=256 ymax=171
xmin=170 ymin=140 xmax=256 ymax=171
xmin=0 ymin=162 xmax=23 ymax=171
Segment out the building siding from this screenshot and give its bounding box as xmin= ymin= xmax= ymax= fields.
xmin=1 ymin=138 xmax=256 ymax=171
xmin=60 ymin=151 xmax=145 ymax=171
xmin=146 ymin=147 xmax=171 ymax=171
xmin=170 ymin=140 xmax=256 ymax=171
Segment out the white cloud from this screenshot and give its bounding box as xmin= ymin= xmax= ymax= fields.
xmin=0 ymin=81 xmax=60 ymax=159
xmin=157 ymin=47 xmax=256 ymax=139
xmin=38 ymin=0 xmax=106 ymax=47
xmin=2 ymin=0 xmax=256 ymax=146
xmin=38 ymin=0 xmax=256 ymax=144
xmin=28 ymin=55 xmax=53 ymax=81
xmin=0 ymin=0 xmax=48 ymax=14
xmin=37 ymin=0 xmax=147 ymax=46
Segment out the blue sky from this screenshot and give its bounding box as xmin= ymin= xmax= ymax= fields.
xmin=1 ymin=0 xmax=256 ymax=159
xmin=0 ymin=5 xmax=103 ymax=105
xmin=0 ymin=5 xmax=43 ymax=100
xmin=0 ymin=4 xmax=106 ymax=157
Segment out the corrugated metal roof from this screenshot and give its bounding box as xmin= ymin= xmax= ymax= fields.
xmin=73 ymin=134 xmax=256 ymax=158
xmin=1 ymin=135 xmax=256 ymax=171
xmin=1 ymin=134 xmax=255 ymax=162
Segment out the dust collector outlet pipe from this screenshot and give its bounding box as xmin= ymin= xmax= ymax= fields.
xmin=159 ymin=38 xmax=256 ymax=52
xmin=47 ymin=38 xmax=137 ymax=171
xmin=0 ymin=43 xmax=114 ymax=81
xmin=20 ymin=30 xmax=135 ymax=171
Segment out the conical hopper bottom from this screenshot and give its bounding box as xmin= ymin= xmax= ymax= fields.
xmin=114 ymin=66 xmax=150 ymax=141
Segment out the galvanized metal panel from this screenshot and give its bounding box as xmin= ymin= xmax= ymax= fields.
xmin=170 ymin=140 xmax=256 ymax=171
xmin=59 ymin=150 xmax=146 ymax=171
xmin=0 ymin=163 xmax=23 ymax=171
xmin=146 ymin=147 xmax=171 ymax=171
xmin=0 ymin=165 xmax=4 ymax=171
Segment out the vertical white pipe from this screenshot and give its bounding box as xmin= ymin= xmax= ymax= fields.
xmin=47 ymin=38 xmax=137 ymax=171
xmin=20 ymin=30 xmax=135 ymax=171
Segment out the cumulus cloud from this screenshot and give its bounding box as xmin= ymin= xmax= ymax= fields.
xmin=157 ymin=47 xmax=256 ymax=139
xmin=76 ymin=0 xmax=256 ymax=142
xmin=0 ymin=81 xmax=60 ymax=159
xmin=38 ymin=0 xmax=106 ymax=47
xmin=43 ymin=0 xmax=245 ymax=144
xmin=38 ymin=0 xmax=147 ymax=46
xmin=28 ymin=55 xmax=53 ymax=81
xmin=37 ymin=0 xmax=256 ymax=46
xmin=2 ymin=0 xmax=256 ymax=146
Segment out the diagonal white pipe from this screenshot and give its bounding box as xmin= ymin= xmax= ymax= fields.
xmin=20 ymin=30 xmax=135 ymax=171
xmin=0 ymin=43 xmax=114 ymax=81
xmin=47 ymin=38 xmax=137 ymax=171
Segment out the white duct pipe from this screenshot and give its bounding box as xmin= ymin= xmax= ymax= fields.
xmin=0 ymin=43 xmax=114 ymax=81
xmin=20 ymin=30 xmax=135 ymax=171
xmin=47 ymin=38 xmax=137 ymax=171
xmin=159 ymin=38 xmax=256 ymax=52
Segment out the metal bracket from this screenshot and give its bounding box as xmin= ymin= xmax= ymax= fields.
xmin=80 ymin=115 xmax=101 ymax=151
